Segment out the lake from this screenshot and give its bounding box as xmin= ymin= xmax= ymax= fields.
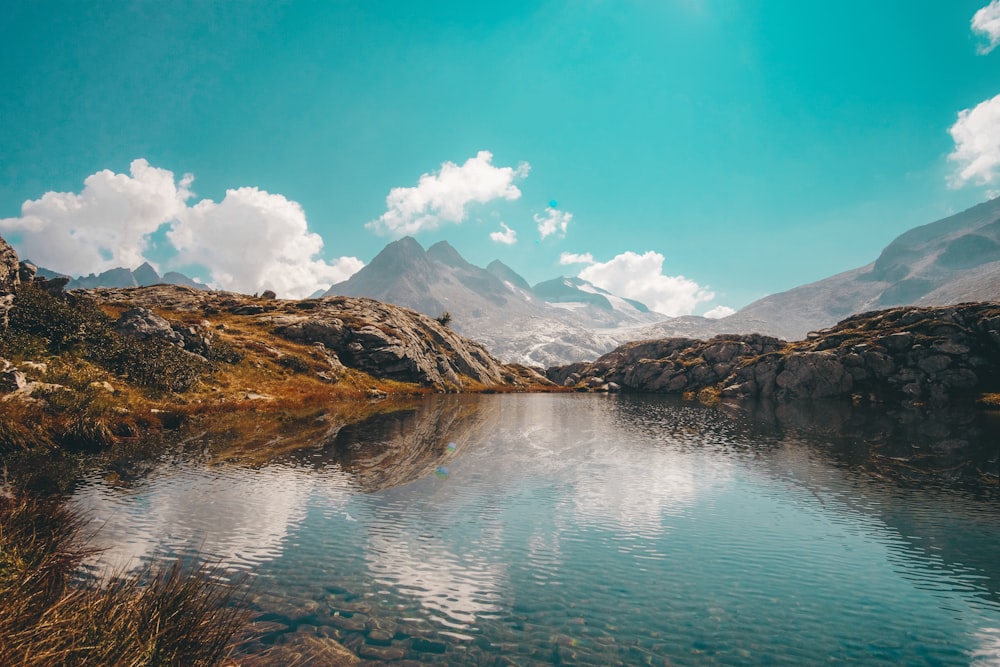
xmin=71 ymin=393 xmax=1000 ymax=665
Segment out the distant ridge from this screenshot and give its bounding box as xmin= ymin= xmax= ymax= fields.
xmin=29 ymin=262 xmax=206 ymax=291
xmin=325 ymin=237 xmax=664 ymax=365
xmin=638 ymin=197 xmax=1000 ymax=342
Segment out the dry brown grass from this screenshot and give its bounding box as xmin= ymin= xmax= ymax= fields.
xmin=976 ymin=393 xmax=1000 ymax=409
xmin=0 ymin=494 xmax=253 ymax=666
xmin=1 ymin=285 xmax=562 ymax=460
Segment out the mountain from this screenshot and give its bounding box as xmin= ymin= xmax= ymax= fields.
xmin=29 ymin=262 xmax=205 ymax=291
xmin=638 ymin=197 xmax=1000 ymax=342
xmin=485 ymin=259 xmax=532 ymax=292
xmin=325 ymin=238 xmax=664 ymax=366
xmin=160 ymin=271 xmax=207 ymax=289
xmin=533 ymin=276 xmax=650 ymax=314
xmin=133 ymin=262 xmax=161 ymax=286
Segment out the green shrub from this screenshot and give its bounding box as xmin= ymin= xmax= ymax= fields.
xmin=206 ymin=339 xmax=243 ymax=364
xmin=277 ymin=355 xmax=310 ymax=373
xmin=6 ymin=286 xmax=110 ymax=353
xmin=89 ymin=336 xmax=209 ymax=393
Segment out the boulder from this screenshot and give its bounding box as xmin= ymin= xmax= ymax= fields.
xmin=17 ymin=261 xmax=36 ymax=284
xmin=774 ymin=352 xmax=852 ymax=399
xmin=113 ymin=307 xmax=185 ymax=345
xmin=251 ymin=632 xmax=360 ymax=666
xmin=0 ymin=369 xmax=27 ymax=393
xmin=33 ymin=276 xmax=70 ymax=295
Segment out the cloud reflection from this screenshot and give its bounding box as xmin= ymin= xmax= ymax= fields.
xmin=72 ymin=464 xmax=350 ymax=573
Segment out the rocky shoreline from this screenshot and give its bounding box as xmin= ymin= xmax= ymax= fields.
xmin=3 ymin=221 xmax=999 ymax=457
xmin=547 ymin=302 xmax=1000 ymax=410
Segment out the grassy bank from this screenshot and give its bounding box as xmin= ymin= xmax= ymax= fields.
xmin=0 ymin=493 xmax=251 ymax=666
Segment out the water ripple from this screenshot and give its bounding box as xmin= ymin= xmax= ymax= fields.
xmin=69 ymin=394 xmax=1000 ymax=665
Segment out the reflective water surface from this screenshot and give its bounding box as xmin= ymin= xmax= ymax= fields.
xmin=72 ymin=394 xmax=1000 ymax=665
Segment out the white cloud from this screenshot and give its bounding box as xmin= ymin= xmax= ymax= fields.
xmin=169 ymin=187 xmax=363 ymax=298
xmin=489 ymin=222 xmax=518 ymax=245
xmin=948 ymin=93 xmax=1000 ymax=188
xmin=703 ymin=305 xmax=736 ymax=319
xmin=0 ymin=159 xmax=191 ymax=276
xmin=973 ymin=1 xmax=1000 ymax=54
xmin=559 ymin=251 xmax=594 ymax=265
xmin=535 ymin=206 xmax=573 ymax=239
xmin=367 ymin=151 xmax=530 ymax=236
xmin=0 ymin=160 xmax=363 ymax=298
xmin=578 ymin=250 xmax=715 ymax=316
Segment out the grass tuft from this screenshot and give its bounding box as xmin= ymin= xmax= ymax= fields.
xmin=0 ymin=494 xmax=253 ymax=666
xmin=976 ymin=393 xmax=1000 ymax=409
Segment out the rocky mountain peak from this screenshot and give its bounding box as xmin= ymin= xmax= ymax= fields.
xmin=425 ymin=240 xmax=468 ymax=268
xmin=134 ymin=262 xmax=161 ymax=286
xmin=382 ymin=236 xmax=428 ymax=263
xmin=485 ymin=260 xmax=532 ymax=292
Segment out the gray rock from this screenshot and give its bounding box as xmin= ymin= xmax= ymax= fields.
xmin=17 ymin=261 xmax=36 ymax=284
xmin=0 ymin=369 xmax=27 ymax=392
xmin=0 ymin=236 xmax=20 ymax=328
xmin=273 ymin=297 xmax=508 ymax=389
xmin=231 ymin=304 xmax=266 ymax=315
xmin=918 ymin=354 xmax=952 ymax=374
xmin=0 ymin=235 xmax=19 ymax=296
xmin=0 ymin=294 xmax=13 ymax=330
xmin=882 ymin=332 xmax=913 ymax=352
xmin=33 ymin=276 xmax=70 ymax=295
xmin=358 ymin=643 xmax=406 ymax=661
xmin=547 ymin=303 xmax=1000 ymax=408
xmin=775 ymin=352 xmax=852 ymax=399
xmin=258 ymin=632 xmax=360 ymax=666
xmin=411 ymin=637 xmax=448 ymax=654
xmin=113 ymin=307 xmax=184 ymax=345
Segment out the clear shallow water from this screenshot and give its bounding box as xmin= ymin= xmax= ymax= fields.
xmin=72 ymin=394 xmax=1000 ymax=665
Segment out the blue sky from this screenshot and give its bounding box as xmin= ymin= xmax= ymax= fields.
xmin=2 ymin=1 xmax=1000 ymax=314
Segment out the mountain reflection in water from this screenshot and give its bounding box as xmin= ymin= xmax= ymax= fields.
xmin=71 ymin=394 xmax=1000 ymax=665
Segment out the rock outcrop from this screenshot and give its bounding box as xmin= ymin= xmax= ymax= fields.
xmin=549 ymin=303 xmax=1000 ymax=408
xmin=0 ymin=236 xmax=20 ymax=328
xmin=113 ymin=307 xmax=186 ymax=345
xmin=272 ymin=296 xmax=510 ymax=388
xmin=84 ymin=286 xmax=544 ymax=390
xmin=0 ymin=235 xmax=19 ymax=295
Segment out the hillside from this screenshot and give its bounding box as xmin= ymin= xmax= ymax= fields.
xmin=639 ymin=198 xmax=1000 ymax=342
xmin=0 ymin=235 xmax=553 ymax=456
